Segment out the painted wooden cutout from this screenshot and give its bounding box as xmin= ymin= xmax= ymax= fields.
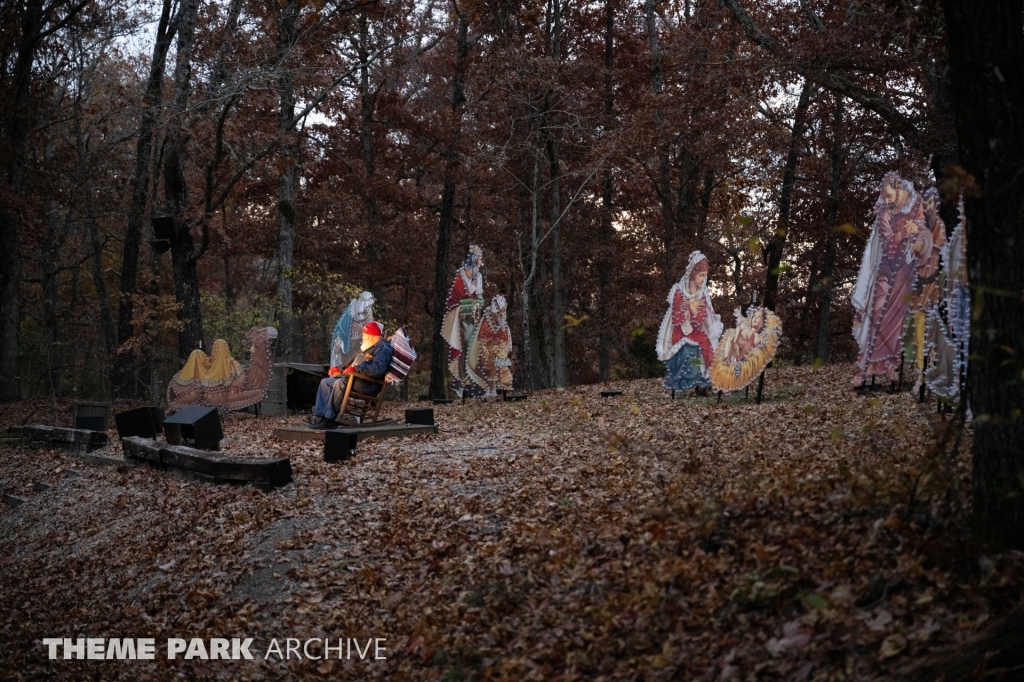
xmin=657 ymin=251 xmax=723 ymax=391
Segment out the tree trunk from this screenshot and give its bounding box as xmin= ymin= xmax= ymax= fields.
xmin=114 ymin=0 xmax=175 ymax=397
xmin=942 ymin=0 xmax=1024 ymax=549
xmin=645 ymin=0 xmax=674 ymax=291
xmin=597 ymin=0 xmax=615 ymax=381
xmin=162 ymin=0 xmax=203 ymax=360
xmin=546 ymin=0 xmax=567 ymax=388
xmin=538 ymin=259 xmax=554 ymax=388
xmin=65 ymin=262 xmax=82 ymax=390
xmin=222 ymin=206 xmax=234 ymax=312
xmin=520 ymin=155 xmax=541 ymax=392
xmin=0 ymin=0 xmax=43 ymax=401
xmin=764 ymin=79 xmax=813 ymax=311
xmin=42 ymin=212 xmax=64 ymax=396
xmin=816 ymin=97 xmax=845 ymax=363
xmin=520 ymin=280 xmax=533 ymax=392
xmin=275 ymin=0 xmax=300 ymax=357
xmin=68 ymin=80 xmax=117 ymax=394
xmin=359 ymin=10 xmax=385 ymax=301
xmin=922 ymin=41 xmax=962 ymax=233
xmin=429 ymin=11 xmax=470 ymax=399
xmin=87 ymin=207 xmax=116 ymax=393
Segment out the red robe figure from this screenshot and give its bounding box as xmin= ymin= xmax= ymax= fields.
xmin=851 ymin=172 xmax=933 ymax=386
xmin=441 ymin=245 xmax=487 ymax=397
xmin=656 ymin=251 xmax=723 ymax=391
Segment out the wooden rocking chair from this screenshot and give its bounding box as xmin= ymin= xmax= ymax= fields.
xmin=335 ymin=327 xmax=417 ymax=426
xmin=335 ymin=372 xmax=388 ymax=425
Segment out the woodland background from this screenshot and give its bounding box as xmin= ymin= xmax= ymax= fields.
xmin=1 ymin=0 xmax=954 ymax=402
xmin=3 ymin=1 xmax=1024 ymax=677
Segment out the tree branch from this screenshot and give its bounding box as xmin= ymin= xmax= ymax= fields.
xmin=721 ymin=0 xmax=926 ymax=152
xmin=799 ymin=0 xmax=825 ymax=32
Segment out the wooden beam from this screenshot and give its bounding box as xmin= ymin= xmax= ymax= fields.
xmin=272 ymin=422 xmax=437 ymax=444
xmin=122 ymin=437 xmax=293 ymax=488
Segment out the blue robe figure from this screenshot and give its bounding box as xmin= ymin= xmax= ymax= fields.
xmin=330 ymin=291 xmax=375 ymax=369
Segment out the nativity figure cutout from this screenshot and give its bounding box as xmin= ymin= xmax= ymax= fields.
xmin=923 ymin=197 xmax=969 ymax=400
xmin=657 ymin=251 xmax=723 ymax=392
xmin=473 ymin=293 xmax=514 ymax=398
xmin=907 ymin=187 xmax=948 ymax=392
xmin=442 ymin=245 xmax=488 ymax=398
xmin=851 ymin=171 xmax=936 ymax=387
xmin=167 ymin=326 xmax=278 ymax=412
xmin=709 ymin=306 xmax=782 ymax=393
xmin=331 ymin=291 xmax=375 ymax=370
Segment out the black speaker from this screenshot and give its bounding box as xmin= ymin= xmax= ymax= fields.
xmin=164 ymin=406 xmax=222 ymax=450
xmin=152 ymin=214 xmax=177 ymax=241
xmin=76 ymin=416 xmax=106 ymax=432
xmin=75 ymin=402 xmax=110 ymax=432
xmin=114 ymin=406 xmax=165 ymax=439
xmin=324 ymin=430 xmax=357 ymax=463
xmin=405 ymin=408 xmax=434 ymax=425
xmin=600 ymin=390 xmax=623 ymax=397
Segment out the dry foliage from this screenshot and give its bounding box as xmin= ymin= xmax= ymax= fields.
xmin=2 ymin=364 xmax=1022 ymax=680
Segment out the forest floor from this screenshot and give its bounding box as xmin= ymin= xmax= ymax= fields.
xmin=1 ymin=363 xmax=1023 ymax=681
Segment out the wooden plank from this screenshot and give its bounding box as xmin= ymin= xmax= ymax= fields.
xmin=49 ymin=426 xmax=108 ymax=446
xmin=0 ymin=427 xmax=27 ymax=446
xmin=121 ymin=437 xmax=293 ymax=487
xmin=25 ymin=424 xmax=108 ymax=446
xmin=25 ymin=425 xmax=54 ymax=441
xmin=24 ymin=424 xmax=109 ymax=453
xmin=272 ymin=422 xmax=437 ymax=443
xmin=122 ymin=437 xmax=162 ymax=463
xmin=159 ymin=447 xmax=292 ymax=484
xmin=278 ymin=362 xmax=328 ymax=374
xmin=4 ymin=494 xmax=28 ymax=508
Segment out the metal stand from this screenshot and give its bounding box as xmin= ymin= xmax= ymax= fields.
xmin=918 ymin=355 xmax=928 ymax=403
xmin=756 ymin=370 xmax=765 ymax=404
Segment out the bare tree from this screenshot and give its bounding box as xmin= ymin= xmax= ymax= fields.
xmin=0 ymin=0 xmax=90 ymax=400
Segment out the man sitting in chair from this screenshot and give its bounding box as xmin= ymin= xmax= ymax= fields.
xmin=310 ymin=321 xmax=393 ymax=429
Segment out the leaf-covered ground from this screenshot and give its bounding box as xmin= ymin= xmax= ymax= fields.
xmin=2 ymin=364 xmax=1022 ymax=681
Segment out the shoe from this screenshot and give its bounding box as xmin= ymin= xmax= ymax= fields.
xmin=310 ymin=417 xmax=333 ymax=430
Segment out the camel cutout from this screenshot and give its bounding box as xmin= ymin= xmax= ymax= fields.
xmin=167 ymin=327 xmax=278 ymax=413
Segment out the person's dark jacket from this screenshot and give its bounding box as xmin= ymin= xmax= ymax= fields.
xmin=336 ymin=338 xmax=393 ymax=399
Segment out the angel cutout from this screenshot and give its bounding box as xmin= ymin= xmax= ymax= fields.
xmin=656 ymin=251 xmax=723 ymax=391
xmin=331 ymin=291 xmax=375 ymax=369
xmin=709 ymin=306 xmax=782 ymax=392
